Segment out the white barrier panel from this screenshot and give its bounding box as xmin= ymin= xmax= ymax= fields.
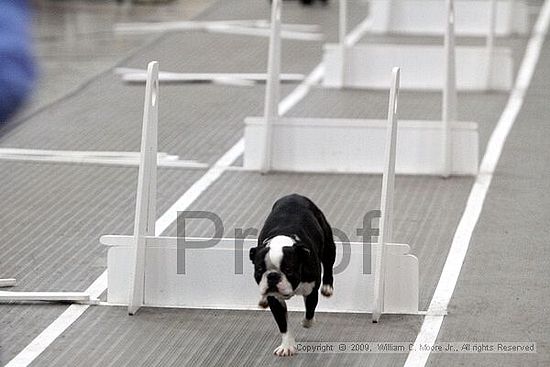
xmin=368 ymin=0 xmax=528 ymax=36
xmin=323 ymin=44 xmax=513 ymax=91
xmin=0 ymin=277 xmax=96 ymax=304
xmin=244 ymin=117 xmax=479 ymax=175
xmin=0 ymin=279 xmax=16 ymax=287
xmin=102 ymin=236 xmax=419 ymax=314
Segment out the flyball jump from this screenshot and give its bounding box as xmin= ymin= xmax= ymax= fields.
xmin=100 ymin=61 xmax=419 ymax=319
xmin=244 ymin=0 xmax=479 ymax=176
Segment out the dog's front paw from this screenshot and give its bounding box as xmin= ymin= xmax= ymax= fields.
xmin=274 ymin=333 xmax=296 ymax=357
xmin=321 ymin=284 xmax=333 ymax=297
xmin=301 ymin=317 xmax=315 ymax=328
xmin=258 ymin=296 xmax=268 ymax=309
xmin=274 ymin=344 xmax=296 ymax=357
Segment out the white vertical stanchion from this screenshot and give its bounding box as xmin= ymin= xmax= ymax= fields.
xmin=128 ymin=61 xmax=159 ymax=315
xmin=260 ymin=0 xmax=282 ymax=174
xmin=338 ymin=0 xmax=348 ymax=88
xmin=372 ymin=67 xmax=400 ymax=323
xmin=486 ymin=0 xmax=498 ymax=89
xmin=442 ymin=0 xmax=458 ymax=178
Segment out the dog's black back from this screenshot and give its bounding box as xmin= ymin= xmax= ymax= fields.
xmin=259 ymin=194 xmax=330 ymax=251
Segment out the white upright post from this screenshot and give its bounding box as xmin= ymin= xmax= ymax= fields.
xmin=338 ymin=0 xmax=348 ymax=88
xmin=128 ymin=61 xmax=159 ymax=315
xmin=442 ymin=0 xmax=458 ymax=178
xmin=372 ymin=67 xmax=400 ymax=323
xmin=486 ymin=0 xmax=498 ymax=89
xmin=260 ymin=0 xmax=282 ymax=174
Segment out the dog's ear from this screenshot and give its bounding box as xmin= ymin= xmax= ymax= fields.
xmin=293 ymin=243 xmax=311 ymax=259
xmin=249 ymin=247 xmax=257 ymax=262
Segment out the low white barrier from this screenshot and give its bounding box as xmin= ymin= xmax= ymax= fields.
xmin=324 ymin=0 xmax=513 ymax=91
xmin=368 ymin=0 xmax=528 ymax=36
xmin=244 ymin=0 xmax=479 ymax=176
xmin=101 ymin=59 xmax=420 ymax=319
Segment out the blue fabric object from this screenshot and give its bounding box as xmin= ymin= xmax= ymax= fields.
xmin=0 ymin=0 xmax=36 ymax=122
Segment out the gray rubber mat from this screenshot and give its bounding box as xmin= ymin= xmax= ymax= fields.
xmin=1 ymin=0 xmax=545 ymax=365
xmin=429 ymin=32 xmax=550 ymax=367
xmin=31 ymin=306 xmax=420 ymax=367
xmin=0 ymin=162 xmax=205 ymax=364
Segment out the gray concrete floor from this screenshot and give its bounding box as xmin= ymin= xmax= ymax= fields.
xmin=0 ymin=0 xmax=548 ymax=366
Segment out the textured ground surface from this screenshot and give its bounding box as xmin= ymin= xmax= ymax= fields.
xmin=0 ymin=0 xmax=548 ymax=366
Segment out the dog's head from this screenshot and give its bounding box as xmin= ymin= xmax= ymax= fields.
xmin=249 ymin=235 xmax=311 ymax=303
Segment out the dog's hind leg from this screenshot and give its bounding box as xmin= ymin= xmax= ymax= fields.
xmin=321 ymin=234 xmax=336 ymax=297
xmin=268 ymin=296 xmax=296 ymax=356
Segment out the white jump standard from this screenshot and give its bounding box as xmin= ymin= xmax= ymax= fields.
xmin=244 ymin=0 xmax=479 ymax=176
xmin=100 ymin=60 xmax=419 ymax=317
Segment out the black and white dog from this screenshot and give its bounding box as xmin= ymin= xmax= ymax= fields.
xmin=249 ymin=194 xmax=336 ymax=356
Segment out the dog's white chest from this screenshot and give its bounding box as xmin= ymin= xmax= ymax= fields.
xmin=294 ymin=282 xmax=315 ymax=296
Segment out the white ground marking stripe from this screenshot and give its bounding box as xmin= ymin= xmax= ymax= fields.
xmin=403 ymin=1 xmax=550 ymax=366
xmin=6 ymin=11 xmax=375 ymax=365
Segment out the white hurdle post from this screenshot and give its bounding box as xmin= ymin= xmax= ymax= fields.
xmin=372 ymin=67 xmax=400 ymax=323
xmin=260 ymin=0 xmax=282 ymax=174
xmin=338 ymin=0 xmax=348 ymax=88
xmin=127 ymin=61 xmax=159 ymax=315
xmin=486 ymin=0 xmax=498 ymax=90
xmin=442 ymin=0 xmax=458 ymax=178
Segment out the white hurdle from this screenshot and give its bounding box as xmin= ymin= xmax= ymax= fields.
xmin=0 ymin=279 xmax=16 ymax=288
xmin=367 ymin=0 xmax=528 ymax=36
xmin=244 ymin=0 xmax=478 ymax=176
xmin=323 ymin=0 xmax=513 ymax=91
xmin=0 ymin=277 xmax=96 ymax=304
xmin=114 ymin=16 xmax=324 ymax=85
xmin=100 ymin=58 xmax=419 ymax=316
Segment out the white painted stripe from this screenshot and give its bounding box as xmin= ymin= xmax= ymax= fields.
xmin=404 ymin=1 xmax=550 ymax=366
xmin=6 ymin=14 xmax=374 ymax=367
xmin=345 ymin=17 xmax=372 ymax=47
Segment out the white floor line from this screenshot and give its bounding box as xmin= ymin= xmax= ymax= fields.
xmin=403 ymin=1 xmax=550 ymax=366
